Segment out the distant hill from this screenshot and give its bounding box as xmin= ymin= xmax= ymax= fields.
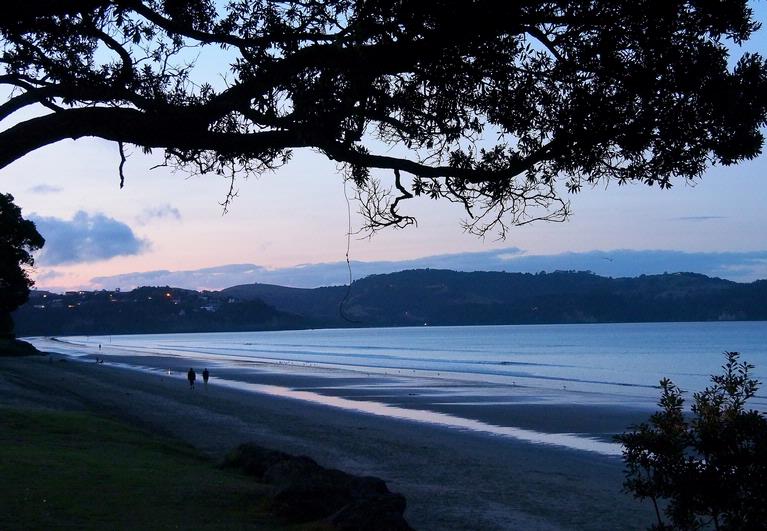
xmin=222 ymin=270 xmax=767 ymax=327
xmin=13 ymin=270 xmax=767 ymax=336
xmin=220 ymin=283 xmax=348 ymax=321
xmin=13 ymin=286 xmax=307 ymax=336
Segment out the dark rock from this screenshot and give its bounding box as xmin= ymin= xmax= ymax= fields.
xmin=328 ymin=494 xmax=413 ymax=531
xmin=269 ymin=470 xmax=352 ymax=521
xmin=0 ymin=338 xmax=41 ymax=357
xmin=221 ymin=443 xmax=295 ymax=478
xmin=266 ymin=462 xmax=393 ymax=518
xmin=262 ymin=454 xmax=325 ymax=486
xmin=345 ymin=475 xmax=390 ymax=499
xmin=267 ymin=466 xmax=409 ymax=523
xmin=223 ymin=442 xmax=413 ymax=528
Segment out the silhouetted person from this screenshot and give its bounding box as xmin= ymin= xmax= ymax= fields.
xmin=202 ymin=368 xmax=209 ymax=387
xmin=187 ymin=368 xmax=196 ymax=388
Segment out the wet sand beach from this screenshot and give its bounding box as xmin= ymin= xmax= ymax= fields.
xmin=1 ymin=345 xmax=655 ymax=530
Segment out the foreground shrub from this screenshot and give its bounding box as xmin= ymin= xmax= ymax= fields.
xmin=617 ymin=352 xmax=767 ymax=530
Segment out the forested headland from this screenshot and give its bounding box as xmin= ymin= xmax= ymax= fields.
xmin=14 ymin=270 xmax=767 ymax=336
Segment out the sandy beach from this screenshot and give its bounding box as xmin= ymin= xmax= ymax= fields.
xmin=0 ymin=344 xmax=657 ymax=531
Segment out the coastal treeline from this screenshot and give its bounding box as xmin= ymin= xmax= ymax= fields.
xmin=15 ymin=286 xmax=305 ymax=336
xmin=14 ymin=270 xmax=767 ymax=336
xmin=223 ymin=270 xmax=767 ymax=326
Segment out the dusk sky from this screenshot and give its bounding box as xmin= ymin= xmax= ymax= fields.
xmin=2 ymin=4 xmax=766 ymax=292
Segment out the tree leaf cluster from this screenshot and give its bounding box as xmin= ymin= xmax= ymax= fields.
xmin=0 ymin=193 xmax=44 ymax=337
xmin=2 ymin=1 xmax=766 ymax=235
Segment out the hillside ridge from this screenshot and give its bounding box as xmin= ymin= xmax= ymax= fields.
xmin=14 ymin=269 xmax=767 ymax=336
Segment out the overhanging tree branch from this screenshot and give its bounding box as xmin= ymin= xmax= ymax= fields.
xmin=0 ymin=108 xmax=311 ymax=170
xmin=0 ymin=1 xmax=765 ymax=237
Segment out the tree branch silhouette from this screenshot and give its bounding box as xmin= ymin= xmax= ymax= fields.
xmin=1 ymin=1 xmax=765 ymax=236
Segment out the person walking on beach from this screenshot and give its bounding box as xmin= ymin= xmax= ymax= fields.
xmin=202 ymin=368 xmax=209 ymax=387
xmin=187 ymin=368 xmax=196 ymax=388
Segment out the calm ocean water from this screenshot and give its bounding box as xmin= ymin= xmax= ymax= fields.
xmin=32 ymin=321 xmax=767 ymax=454
xmin=56 ymin=321 xmax=767 ymax=403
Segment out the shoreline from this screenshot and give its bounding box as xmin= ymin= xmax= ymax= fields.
xmin=1 ymin=349 xmax=655 ymax=530
xmin=31 ymin=321 xmax=767 ymax=413
xmin=29 ymin=336 xmax=657 ymax=447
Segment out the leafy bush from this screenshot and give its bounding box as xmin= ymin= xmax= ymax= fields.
xmin=617 ymin=352 xmax=767 ymax=530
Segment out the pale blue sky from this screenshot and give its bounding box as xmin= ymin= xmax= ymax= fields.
xmin=1 ymin=3 xmax=766 ymax=290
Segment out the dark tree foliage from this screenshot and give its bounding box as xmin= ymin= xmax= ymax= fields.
xmin=617 ymin=352 xmax=767 ymax=530
xmin=0 ymin=193 xmax=44 ymax=338
xmin=1 ymin=1 xmax=766 ymax=235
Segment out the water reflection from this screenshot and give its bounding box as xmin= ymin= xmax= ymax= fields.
xmin=216 ymin=379 xmax=623 ymax=456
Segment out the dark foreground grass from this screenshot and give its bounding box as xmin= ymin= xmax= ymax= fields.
xmin=0 ymin=407 xmax=287 ymax=530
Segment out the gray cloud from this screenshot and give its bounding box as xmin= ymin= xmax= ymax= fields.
xmin=36 ymin=269 xmax=65 ymax=281
xmin=493 ymin=249 xmax=767 ymax=282
xmin=92 ymin=264 xmax=269 ymax=291
xmin=90 ymin=248 xmax=767 ymax=291
xmin=31 ymin=211 xmax=149 ymax=265
xmin=673 ymin=216 xmax=728 ymax=222
xmin=27 ymin=184 xmax=63 ymax=194
xmin=137 ymin=204 xmax=181 ymax=225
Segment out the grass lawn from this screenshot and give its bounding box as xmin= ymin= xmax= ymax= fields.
xmin=0 ymin=407 xmax=288 ymax=530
